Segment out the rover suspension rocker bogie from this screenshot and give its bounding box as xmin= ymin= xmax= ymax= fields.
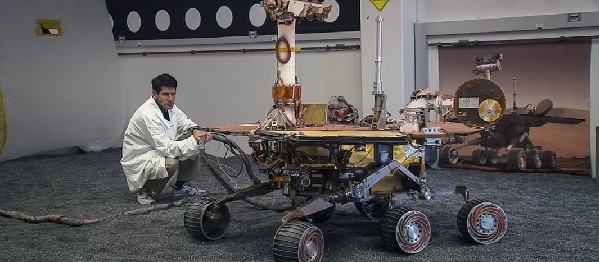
xmin=183 ymin=128 xmax=509 ymax=261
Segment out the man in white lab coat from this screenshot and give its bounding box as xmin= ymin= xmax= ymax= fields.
xmin=121 ymin=73 xmax=213 ymax=204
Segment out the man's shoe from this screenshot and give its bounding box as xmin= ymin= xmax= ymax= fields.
xmin=135 ymin=188 xmax=156 ymax=205
xmin=172 ymin=183 xmax=208 ymax=198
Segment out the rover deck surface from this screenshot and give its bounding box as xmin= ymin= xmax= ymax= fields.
xmin=201 ymin=123 xmax=445 ymax=141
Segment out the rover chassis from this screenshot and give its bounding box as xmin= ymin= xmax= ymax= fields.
xmin=183 ymin=127 xmax=508 ymax=262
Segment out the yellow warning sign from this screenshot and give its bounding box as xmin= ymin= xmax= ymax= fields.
xmin=36 ymin=19 xmax=63 ymax=36
xmin=370 ymin=0 xmax=389 ymax=12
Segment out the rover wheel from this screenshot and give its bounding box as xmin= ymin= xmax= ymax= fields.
xmin=471 ymin=149 xmax=486 ymax=165
xmin=485 ymin=149 xmax=499 ymax=165
xmin=379 ymin=207 xmax=431 ymax=254
xmin=457 ymin=199 xmax=507 ymax=244
xmin=441 ymin=146 xmax=459 ymax=165
xmin=354 ymin=202 xmax=365 ymax=215
xmin=526 ymin=149 xmax=542 ymax=169
xmin=273 ymin=221 xmax=324 ymax=262
xmin=506 ymin=149 xmax=526 ymax=171
xmin=301 ymin=203 xmax=336 ymax=224
xmin=184 ymin=197 xmax=231 ymax=240
xmin=541 ymin=150 xmax=556 ymax=169
xmin=355 ymin=199 xmax=390 ymax=220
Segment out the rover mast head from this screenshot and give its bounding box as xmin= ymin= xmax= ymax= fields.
xmin=472 ymin=53 xmax=503 ymax=80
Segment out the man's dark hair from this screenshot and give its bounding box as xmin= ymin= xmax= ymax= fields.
xmin=151 ymin=73 xmax=178 ymax=93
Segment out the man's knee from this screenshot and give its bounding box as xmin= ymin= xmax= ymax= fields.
xmin=165 ymin=157 xmax=180 ymax=176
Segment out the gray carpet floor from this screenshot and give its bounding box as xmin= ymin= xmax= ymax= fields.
xmin=1 ymin=148 xmax=598 ymax=262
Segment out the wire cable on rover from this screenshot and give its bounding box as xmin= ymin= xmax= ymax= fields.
xmin=197 ymin=132 xmax=295 ymax=212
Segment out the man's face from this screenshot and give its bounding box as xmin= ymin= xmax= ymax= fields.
xmin=152 ymin=86 xmax=176 ymax=110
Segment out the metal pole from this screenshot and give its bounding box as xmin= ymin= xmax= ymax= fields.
xmin=512 ymin=77 xmax=517 ymax=114
xmin=370 ymin=16 xmax=388 ymax=130
xmin=373 ymin=16 xmax=383 ymax=95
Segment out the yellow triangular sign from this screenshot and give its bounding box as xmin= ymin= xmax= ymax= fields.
xmin=370 ymin=0 xmax=389 ymax=12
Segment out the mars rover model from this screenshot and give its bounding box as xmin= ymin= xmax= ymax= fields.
xmin=182 ymin=1 xmax=508 ymax=261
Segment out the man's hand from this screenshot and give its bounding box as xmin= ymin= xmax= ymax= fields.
xmin=192 ymin=130 xmax=213 ymax=144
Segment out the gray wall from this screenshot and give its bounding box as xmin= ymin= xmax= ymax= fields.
xmin=0 ymin=0 xmax=125 ymax=162
xmin=118 ymin=39 xmax=362 ymax=128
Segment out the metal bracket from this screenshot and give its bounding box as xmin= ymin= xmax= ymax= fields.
xmin=349 ymin=159 xmax=434 ymax=202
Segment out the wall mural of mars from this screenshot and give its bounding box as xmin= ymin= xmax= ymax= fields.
xmin=435 ymin=41 xmax=591 ymax=175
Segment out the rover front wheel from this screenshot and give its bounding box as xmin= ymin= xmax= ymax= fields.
xmin=379 ymin=207 xmax=431 ymax=254
xmin=183 ymin=197 xmax=231 ymax=240
xmin=273 ymin=221 xmax=324 ymax=262
xmin=457 ymin=199 xmax=508 ymax=244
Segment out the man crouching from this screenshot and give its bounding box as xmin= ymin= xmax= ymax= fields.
xmin=121 ymin=73 xmax=212 ymax=204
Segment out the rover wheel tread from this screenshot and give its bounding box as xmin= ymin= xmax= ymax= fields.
xmin=184 ymin=197 xmax=231 ymax=241
xmin=379 ymin=207 xmax=431 ymax=254
xmin=273 ymin=221 xmax=324 ymax=262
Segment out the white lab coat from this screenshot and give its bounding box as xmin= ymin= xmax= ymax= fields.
xmin=120 ymin=97 xmax=199 ymax=192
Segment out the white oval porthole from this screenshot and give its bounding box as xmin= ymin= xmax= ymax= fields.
xmin=127 ymin=11 xmax=141 ymax=33
xmin=185 ymin=8 xmax=202 ymax=30
xmin=216 ymin=6 xmax=233 ymax=29
xmin=249 ymin=3 xmax=266 ymax=27
xmin=155 ymin=10 xmax=170 ymax=31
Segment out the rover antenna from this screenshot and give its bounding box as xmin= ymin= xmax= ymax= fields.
xmin=512 ymin=77 xmax=517 ymax=115
xmin=370 ymin=16 xmax=388 ymax=130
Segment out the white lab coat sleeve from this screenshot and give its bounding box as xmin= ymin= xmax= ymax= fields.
xmin=175 ymin=108 xmax=199 ymax=134
xmin=140 ymin=113 xmax=199 ymax=158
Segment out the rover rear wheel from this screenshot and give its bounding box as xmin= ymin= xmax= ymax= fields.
xmin=441 ymin=146 xmax=459 ymax=165
xmin=471 ymin=149 xmax=486 ymax=165
xmin=184 ymin=197 xmax=231 ymax=240
xmin=526 ymin=149 xmax=542 ymax=169
xmin=355 ymin=199 xmax=390 ymax=220
xmin=541 ymin=150 xmax=556 ymax=169
xmin=457 ymin=199 xmax=508 ymax=244
xmin=506 ymin=149 xmax=526 ymax=171
xmin=273 ymin=221 xmax=324 ymax=262
xmin=379 ymin=207 xmax=431 ymax=254
xmin=485 ymin=149 xmax=499 ymax=165
xmin=301 ymin=203 xmax=336 ymax=224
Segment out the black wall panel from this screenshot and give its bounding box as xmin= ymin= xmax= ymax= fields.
xmin=105 ymin=0 xmax=360 ymax=41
